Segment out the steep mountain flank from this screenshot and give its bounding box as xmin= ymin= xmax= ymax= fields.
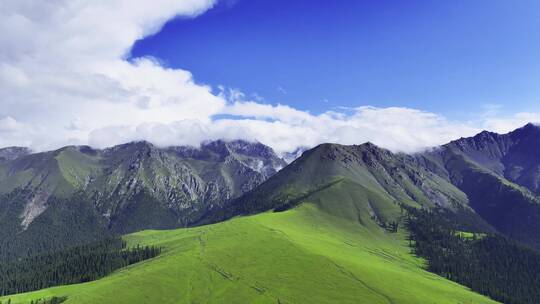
xmin=425 ymin=123 xmax=540 ymax=194
xmin=418 ymin=123 xmax=540 ymax=248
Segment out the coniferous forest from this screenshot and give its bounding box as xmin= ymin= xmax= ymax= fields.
xmin=405 ymin=207 xmax=540 ymax=304
xmin=0 ymin=237 xmax=161 ymax=296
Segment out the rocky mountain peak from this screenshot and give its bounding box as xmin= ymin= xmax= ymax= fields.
xmin=358 ymin=142 xmax=391 ymax=154
xmin=509 ymin=122 xmax=540 ymax=140
xmin=521 ymin=122 xmax=540 ymax=131
xmin=306 ymin=142 xmax=393 ymax=167
xmin=118 ymin=140 xmax=156 ymax=151
xmin=224 ymin=140 xmax=276 ymax=159
xmin=282 ymin=146 xmax=308 ymax=163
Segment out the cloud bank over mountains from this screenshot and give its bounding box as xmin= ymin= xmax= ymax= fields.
xmin=1 ymin=0 xmax=539 ymax=155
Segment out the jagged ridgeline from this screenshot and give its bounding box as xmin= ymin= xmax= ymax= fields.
xmin=0 ymin=140 xmax=286 ymax=260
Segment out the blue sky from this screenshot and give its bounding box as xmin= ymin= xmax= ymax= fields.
xmin=131 ymin=0 xmax=540 ymax=119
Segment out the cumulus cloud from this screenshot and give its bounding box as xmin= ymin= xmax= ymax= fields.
xmin=0 ymin=0 xmax=539 ymax=156
xmin=0 ymin=0 xmax=220 ymax=150
xmin=84 ymin=104 xmax=482 ymax=154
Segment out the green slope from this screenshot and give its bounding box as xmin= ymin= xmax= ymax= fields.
xmin=1 ymin=201 xmax=497 ymax=304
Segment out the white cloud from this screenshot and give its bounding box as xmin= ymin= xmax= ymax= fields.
xmin=0 ymin=0 xmax=219 ymax=150
xmin=0 ymin=116 xmax=37 ymax=147
xmin=82 ymin=104 xmax=482 ymax=155
xmin=0 ymin=0 xmax=539 ymax=156
xmin=222 ymin=101 xmax=313 ymax=124
xmin=0 ymin=116 xmax=22 ymax=132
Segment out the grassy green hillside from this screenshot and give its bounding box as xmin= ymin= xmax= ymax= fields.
xmin=1 ymin=200 xmax=497 ymax=304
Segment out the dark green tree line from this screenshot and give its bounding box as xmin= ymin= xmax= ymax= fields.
xmin=0 ymin=237 xmax=161 ymax=296
xmin=405 ymin=206 xmax=540 ymax=304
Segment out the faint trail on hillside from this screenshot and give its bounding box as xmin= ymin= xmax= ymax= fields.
xmin=330 ymin=260 xmax=394 ymax=304
xmin=196 ymin=228 xmax=293 ymax=303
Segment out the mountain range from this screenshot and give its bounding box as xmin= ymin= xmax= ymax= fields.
xmin=2 ymin=123 xmax=540 ymax=303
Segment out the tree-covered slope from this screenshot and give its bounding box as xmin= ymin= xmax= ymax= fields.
xmin=0 ymin=204 xmax=497 ymax=304
xmin=406 ymin=206 xmax=540 ymax=304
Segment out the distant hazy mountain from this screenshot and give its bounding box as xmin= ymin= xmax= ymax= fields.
xmin=0 ymin=139 xmax=285 ymax=259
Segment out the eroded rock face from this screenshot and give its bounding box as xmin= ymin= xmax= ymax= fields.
xmin=20 ymin=191 xmax=50 ymax=230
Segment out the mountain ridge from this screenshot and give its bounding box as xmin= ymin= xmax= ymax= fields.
xmin=3 ymin=124 xmax=540 ymax=253
xmin=204 ymin=124 xmax=540 ymax=250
